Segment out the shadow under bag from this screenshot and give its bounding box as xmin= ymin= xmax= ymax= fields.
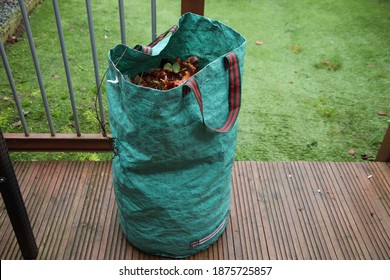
xmin=106 ymin=12 xmax=246 ymax=258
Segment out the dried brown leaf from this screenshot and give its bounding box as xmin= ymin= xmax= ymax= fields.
xmin=361 ymin=154 xmax=369 ymax=160
xmin=12 ymin=120 xmax=21 ymax=127
xmin=131 ymin=56 xmax=199 ymax=90
xmin=9 ymin=35 xmax=18 ymax=44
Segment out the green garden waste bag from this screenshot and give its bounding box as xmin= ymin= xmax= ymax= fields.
xmin=106 ymin=13 xmax=246 ymax=258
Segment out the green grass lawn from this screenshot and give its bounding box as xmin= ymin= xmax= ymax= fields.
xmin=1 ymin=0 xmax=389 ymax=161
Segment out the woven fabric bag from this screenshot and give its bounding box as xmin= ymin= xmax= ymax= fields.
xmin=107 ymin=13 xmax=246 ymax=258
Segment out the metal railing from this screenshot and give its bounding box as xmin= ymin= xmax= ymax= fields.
xmin=1 ymin=1 xmax=388 ymax=160
xmin=1 ymin=0 xmax=206 ymax=152
xmin=1 ymin=0 xmax=139 ymax=151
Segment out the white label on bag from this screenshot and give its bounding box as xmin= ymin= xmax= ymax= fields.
xmin=107 ymin=76 xmax=119 ymax=84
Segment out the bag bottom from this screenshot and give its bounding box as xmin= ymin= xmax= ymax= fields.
xmin=118 ymin=212 xmax=230 ymax=259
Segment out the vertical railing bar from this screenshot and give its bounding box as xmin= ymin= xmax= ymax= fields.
xmin=17 ymin=0 xmax=55 ymax=136
xmin=52 ymin=0 xmax=81 ymax=136
xmin=0 ymin=40 xmax=29 ymax=136
xmin=151 ymin=0 xmax=157 ymax=41
xmin=85 ymin=0 xmax=105 ymax=129
xmin=118 ymin=0 xmax=126 ymax=45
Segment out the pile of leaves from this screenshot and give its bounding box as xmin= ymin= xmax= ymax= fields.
xmin=131 ymin=56 xmax=199 ymax=90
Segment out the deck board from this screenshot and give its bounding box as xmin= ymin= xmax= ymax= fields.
xmin=0 ymin=161 xmax=389 ymax=260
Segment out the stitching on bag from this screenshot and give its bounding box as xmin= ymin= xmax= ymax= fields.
xmin=190 ymin=212 xmax=229 ymax=248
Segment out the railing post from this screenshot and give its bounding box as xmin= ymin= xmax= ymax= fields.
xmin=18 ymin=0 xmax=55 ymax=136
xmin=0 ymin=130 xmax=38 ymax=259
xmin=0 ymin=39 xmax=29 ymax=136
xmin=86 ymin=0 xmax=106 ymax=135
xmin=118 ymin=0 xmax=126 ymax=45
xmin=376 ymin=124 xmax=390 ymax=162
xmin=52 ymin=0 xmax=81 ymax=136
xmin=151 ymin=0 xmax=157 ymax=41
xmin=181 ymin=0 xmax=205 ymax=16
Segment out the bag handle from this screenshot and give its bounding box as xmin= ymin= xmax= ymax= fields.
xmin=183 ymin=52 xmax=241 ymax=133
xmin=134 ymin=25 xmax=178 ymax=54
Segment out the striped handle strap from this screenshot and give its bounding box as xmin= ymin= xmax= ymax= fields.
xmin=134 ymin=25 xmax=178 ymax=54
xmin=183 ymin=52 xmax=241 ymax=133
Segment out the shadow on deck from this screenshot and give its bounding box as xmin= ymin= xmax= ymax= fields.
xmin=0 ymin=161 xmax=389 ymax=260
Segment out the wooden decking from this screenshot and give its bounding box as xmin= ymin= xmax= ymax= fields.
xmin=0 ymin=161 xmax=389 ymax=260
